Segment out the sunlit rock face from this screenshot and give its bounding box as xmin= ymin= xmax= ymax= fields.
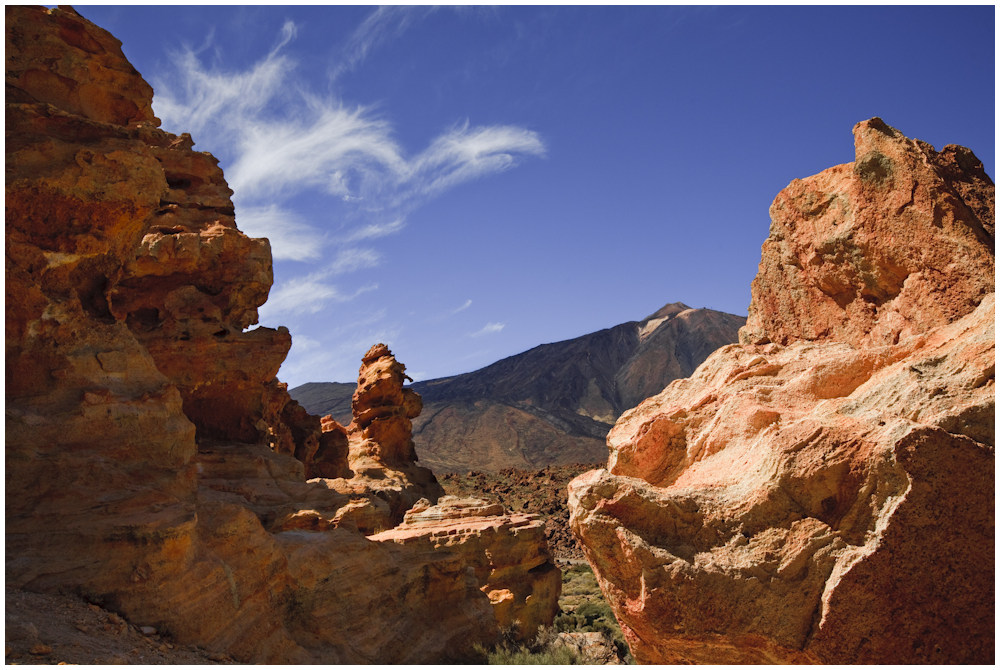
xmin=569 ymin=119 xmax=994 ymax=664
xmin=741 ymin=118 xmax=994 ymax=348
xmin=372 ymin=495 xmax=563 ymax=641
xmin=315 ymin=344 xmax=446 ymax=526
xmin=6 ymin=6 xmax=558 ymax=662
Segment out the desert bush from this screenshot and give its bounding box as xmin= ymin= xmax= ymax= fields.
xmin=555 ymin=563 xmax=634 ymax=664
xmin=470 ymin=625 xmax=585 ymax=665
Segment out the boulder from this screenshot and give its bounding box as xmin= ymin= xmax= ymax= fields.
xmin=742 ymin=118 xmax=994 ymax=348
xmin=569 ymin=119 xmax=994 ymax=664
xmin=373 ymin=496 xmax=562 ymax=639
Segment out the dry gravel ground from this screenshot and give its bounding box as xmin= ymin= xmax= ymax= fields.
xmin=5 ymin=587 xmax=229 ymax=665
xmin=439 ymin=463 xmax=601 ymax=560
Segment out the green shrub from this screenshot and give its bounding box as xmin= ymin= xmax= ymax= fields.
xmin=471 ymin=626 xmax=585 ymax=665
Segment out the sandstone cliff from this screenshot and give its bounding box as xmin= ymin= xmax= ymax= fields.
xmin=294 ymin=303 xmax=745 ymax=472
xmin=569 ymin=118 xmax=994 ymax=663
xmin=6 ymin=6 xmax=557 ymax=662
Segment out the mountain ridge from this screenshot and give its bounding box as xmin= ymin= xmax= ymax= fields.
xmin=292 ymin=301 xmax=745 ymax=472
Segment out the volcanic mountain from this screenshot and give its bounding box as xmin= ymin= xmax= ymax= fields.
xmin=292 ymin=302 xmax=744 ymax=472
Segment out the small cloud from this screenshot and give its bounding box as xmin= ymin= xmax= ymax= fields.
xmin=470 ymin=321 xmax=505 ymax=337
xmin=291 ymin=333 xmax=321 ymax=352
xmin=236 ymin=203 xmax=325 ymax=262
xmin=260 ymin=274 xmax=377 ymax=320
xmin=452 ymin=299 xmax=473 ymax=314
xmin=329 ymin=247 xmax=381 ymax=275
xmin=332 ymin=6 xmax=436 ymax=81
xmin=344 ymin=218 xmax=406 ymax=242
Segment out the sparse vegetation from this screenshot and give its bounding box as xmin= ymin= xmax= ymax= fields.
xmin=467 ymin=563 xmax=633 ymax=664
xmin=471 ymin=626 xmax=586 ymax=665
xmin=554 ymin=562 xmax=633 ymax=663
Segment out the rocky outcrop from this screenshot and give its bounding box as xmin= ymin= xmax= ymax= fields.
xmin=373 ymin=496 xmax=562 ymax=639
xmin=741 ymin=118 xmax=994 ymax=348
xmin=293 ymin=303 xmax=745 ymax=472
xmin=6 ymin=6 xmax=557 ymax=663
xmin=311 ymin=344 xmax=445 ymax=530
xmin=569 ymin=119 xmax=994 ymax=664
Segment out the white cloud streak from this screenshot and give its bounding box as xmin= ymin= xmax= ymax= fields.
xmin=236 ymin=204 xmax=324 ymax=261
xmin=452 ymin=299 xmax=473 ymax=314
xmin=261 ymin=277 xmax=378 ymax=319
xmin=470 ymin=322 xmax=505 ymax=337
xmin=152 ymin=18 xmax=545 ymax=231
xmin=331 ymin=6 xmax=436 ymax=81
xmin=344 ymin=218 xmax=406 ymax=243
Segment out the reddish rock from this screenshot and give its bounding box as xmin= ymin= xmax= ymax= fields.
xmin=349 ymin=343 xmax=423 ymax=464
xmin=313 ymin=344 xmax=445 ymax=526
xmin=6 ymin=4 xmax=201 ymax=612
xmin=6 ymin=6 xmax=558 ymax=663
xmin=5 ymin=5 xmax=156 ymax=125
xmin=569 ymin=121 xmax=994 ymax=664
xmin=742 ymin=118 xmax=993 ymax=348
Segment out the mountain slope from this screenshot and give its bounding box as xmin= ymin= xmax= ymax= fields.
xmin=292 ymin=303 xmax=744 ymax=472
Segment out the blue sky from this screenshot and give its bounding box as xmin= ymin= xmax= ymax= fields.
xmin=74 ymin=5 xmax=995 ymax=387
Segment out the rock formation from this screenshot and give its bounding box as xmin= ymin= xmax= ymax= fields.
xmin=313 ymin=344 xmax=445 ymax=529
xmin=373 ymin=496 xmax=562 ymax=639
xmin=568 ymin=118 xmax=994 ymax=664
xmin=6 ymin=6 xmax=557 ymax=662
xmin=293 ymin=303 xmax=745 ymax=472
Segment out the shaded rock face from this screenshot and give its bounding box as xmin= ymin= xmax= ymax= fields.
xmin=6 ymin=6 xmax=557 ymax=662
xmin=569 ymin=119 xmax=994 ymax=664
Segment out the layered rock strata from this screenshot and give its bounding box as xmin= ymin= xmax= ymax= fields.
xmin=6 ymin=5 xmax=557 ymax=662
xmin=373 ymin=496 xmax=562 ymax=639
xmin=569 ymin=119 xmax=994 ymax=664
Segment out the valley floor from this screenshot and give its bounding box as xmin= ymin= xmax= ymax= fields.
xmin=4 ymin=587 xmax=230 ymax=665
xmin=438 ymin=462 xmax=601 ymax=560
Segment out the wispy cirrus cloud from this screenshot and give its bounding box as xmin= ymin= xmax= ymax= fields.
xmin=153 ymin=19 xmax=544 ymax=272
xmin=235 ymin=203 xmax=325 ymax=262
xmin=151 ymin=7 xmax=543 ymax=385
xmin=257 ymin=248 xmax=381 ymax=320
xmin=471 ymin=322 xmax=506 ymax=337
xmin=331 ymin=6 xmax=437 ymax=81
xmin=344 ymin=218 xmax=406 ymax=243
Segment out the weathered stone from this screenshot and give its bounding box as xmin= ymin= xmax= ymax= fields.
xmin=741 ymin=118 xmax=994 ymax=348
xmin=6 ymin=6 xmax=558 ymax=663
xmin=373 ymin=496 xmax=562 ymax=640
xmin=570 ymin=120 xmax=994 ymax=664
xmin=317 ymin=344 xmax=445 ymax=525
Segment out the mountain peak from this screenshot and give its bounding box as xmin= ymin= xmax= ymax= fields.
xmin=641 ymin=301 xmax=693 ymax=323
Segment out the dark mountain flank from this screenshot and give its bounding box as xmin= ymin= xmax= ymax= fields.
xmin=292 ymin=303 xmax=744 ymax=473
xmin=287 ymin=381 xmax=355 ymax=425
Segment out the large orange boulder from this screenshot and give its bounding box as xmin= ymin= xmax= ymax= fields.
xmin=569 ymin=119 xmax=994 ymax=664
